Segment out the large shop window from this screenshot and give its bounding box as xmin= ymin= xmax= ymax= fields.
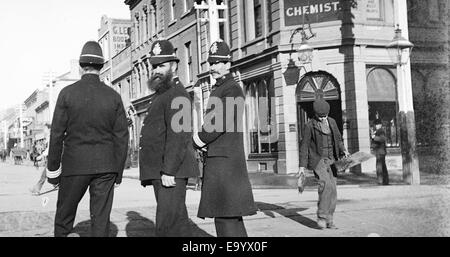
xmin=245 ymin=76 xmax=278 ymax=154
xmin=367 ymin=67 xmax=399 ymax=148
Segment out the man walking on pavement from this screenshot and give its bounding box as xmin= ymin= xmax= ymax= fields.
xmin=298 ymin=99 xmax=349 ymax=230
xmin=371 ymin=118 xmax=389 ymax=185
xmin=193 ymin=40 xmax=257 ymax=237
xmin=46 ymin=41 xmax=129 ymax=237
xmin=138 ymin=40 xmax=198 ymax=237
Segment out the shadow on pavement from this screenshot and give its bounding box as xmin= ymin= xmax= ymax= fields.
xmin=125 ymin=211 xmax=155 ymax=237
xmin=71 ymin=220 xmax=119 ymax=237
xmin=125 ymin=211 xmax=213 ymax=237
xmin=256 ymin=202 xmax=321 ymax=230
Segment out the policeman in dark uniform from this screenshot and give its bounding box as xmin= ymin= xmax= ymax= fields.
xmin=193 ymin=40 xmax=257 ymax=237
xmin=298 ymin=99 xmax=349 ymax=229
xmin=46 ymin=41 xmax=129 ymax=237
xmin=139 ymin=40 xmax=198 ymax=237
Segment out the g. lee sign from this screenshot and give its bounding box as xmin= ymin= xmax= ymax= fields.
xmin=284 ymin=0 xmax=342 ymax=26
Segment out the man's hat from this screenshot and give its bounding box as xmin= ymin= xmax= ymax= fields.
xmin=313 ymin=99 xmax=330 ymax=116
xmin=208 ymin=40 xmax=231 ymax=64
xmin=149 ymin=40 xmax=179 ymax=66
xmin=79 ymin=41 xmax=105 ymax=66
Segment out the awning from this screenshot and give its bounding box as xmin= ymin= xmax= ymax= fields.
xmin=367 ymin=68 xmax=397 ymax=102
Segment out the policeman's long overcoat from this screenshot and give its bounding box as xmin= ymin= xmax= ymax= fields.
xmin=47 ymin=74 xmax=129 ymax=183
xmin=196 ymin=73 xmax=257 ymax=218
xmin=139 ymin=78 xmax=198 ymax=186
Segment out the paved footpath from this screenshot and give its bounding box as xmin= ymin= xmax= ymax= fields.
xmin=1 ymin=161 xmax=450 ymax=237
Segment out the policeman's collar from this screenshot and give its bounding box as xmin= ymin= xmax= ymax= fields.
xmin=81 ymin=73 xmax=100 ymax=81
xmin=214 ymin=73 xmax=233 ymax=87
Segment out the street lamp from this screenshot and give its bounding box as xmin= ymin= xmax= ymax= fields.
xmin=386 ymin=24 xmax=420 ymax=185
xmin=283 ymin=27 xmax=315 ymax=86
xmin=297 ymin=35 xmax=314 ymax=64
xmin=386 ymin=25 xmax=414 ymax=65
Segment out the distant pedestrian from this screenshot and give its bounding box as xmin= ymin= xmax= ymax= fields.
xmin=46 ymin=41 xmax=129 ymax=237
xmin=30 ymin=123 xmax=55 ymax=195
xmin=193 ymin=40 xmax=257 ymax=237
xmin=371 ymin=119 xmax=389 ymax=185
xmin=298 ymin=99 xmax=349 ymax=230
xmin=138 ymin=40 xmax=198 ymax=237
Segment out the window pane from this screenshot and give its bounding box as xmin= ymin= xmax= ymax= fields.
xmin=254 ymin=0 xmax=263 ymax=38
xmin=246 ymin=83 xmax=259 ymax=153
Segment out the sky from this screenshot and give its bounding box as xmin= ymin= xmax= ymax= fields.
xmin=0 ymin=0 xmax=130 ymax=110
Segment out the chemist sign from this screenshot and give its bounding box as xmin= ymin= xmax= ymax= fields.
xmin=284 ymin=0 xmax=342 ymax=26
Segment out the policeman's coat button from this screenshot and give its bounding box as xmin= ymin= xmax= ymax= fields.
xmin=139 ymin=147 xmax=142 ymax=150
xmin=140 ymin=135 xmax=142 ymax=138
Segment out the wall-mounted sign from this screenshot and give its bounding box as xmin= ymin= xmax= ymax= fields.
xmin=284 ymin=0 xmax=342 ymax=26
xmin=112 ymin=25 xmax=130 ymax=55
xmin=289 ymin=123 xmax=297 ymax=132
xmin=366 ymin=0 xmax=382 ymax=20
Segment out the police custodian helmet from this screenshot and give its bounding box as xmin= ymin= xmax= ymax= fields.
xmin=208 ymin=40 xmax=231 ymax=64
xmin=149 ymin=40 xmax=180 ymax=66
xmin=79 ymin=41 xmax=105 ymax=68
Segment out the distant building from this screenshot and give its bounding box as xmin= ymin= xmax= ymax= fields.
xmin=22 ymin=90 xmax=49 ymax=151
xmin=98 ymin=15 xmax=132 ymax=89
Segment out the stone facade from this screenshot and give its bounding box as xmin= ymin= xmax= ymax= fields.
xmin=408 ymin=0 xmax=450 ymax=173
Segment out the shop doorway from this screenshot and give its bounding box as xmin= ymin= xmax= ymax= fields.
xmin=296 ymin=72 xmax=343 ymax=145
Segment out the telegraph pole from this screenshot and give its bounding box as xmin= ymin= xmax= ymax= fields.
xmin=193 ymin=0 xmax=228 ymax=130
xmin=43 ymin=71 xmax=56 ymax=123
xmin=2 ymin=121 xmax=7 ymax=150
xmin=19 ymin=104 xmax=24 ymax=148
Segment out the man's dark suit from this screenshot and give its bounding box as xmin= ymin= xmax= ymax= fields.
xmin=48 ymin=73 xmax=129 ymax=237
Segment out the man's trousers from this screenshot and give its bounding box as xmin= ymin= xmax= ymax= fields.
xmin=376 ymin=155 xmax=389 ymax=185
xmin=152 ymin=178 xmax=191 ymax=237
xmin=214 ymin=217 xmax=248 ymax=237
xmin=313 ymin=158 xmax=337 ymax=223
xmin=54 ymin=173 xmax=116 ymax=237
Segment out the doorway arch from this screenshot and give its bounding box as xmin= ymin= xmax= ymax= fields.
xmin=296 ymin=71 xmax=343 ymax=143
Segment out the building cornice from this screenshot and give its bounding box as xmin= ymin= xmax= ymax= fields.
xmin=124 ymin=0 xmax=142 ymax=10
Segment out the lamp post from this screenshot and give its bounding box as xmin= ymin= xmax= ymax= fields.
xmin=386 ymin=25 xmax=420 ymax=185
xmin=283 ymin=27 xmax=315 ymax=86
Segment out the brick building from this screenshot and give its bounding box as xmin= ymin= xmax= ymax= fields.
xmin=124 ymin=0 xmax=208 ymax=152
xmin=408 ymin=0 xmax=450 ymax=173
xmin=120 ymin=0 xmax=449 ymax=175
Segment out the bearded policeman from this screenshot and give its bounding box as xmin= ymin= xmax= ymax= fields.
xmin=139 ymin=40 xmax=198 ymax=237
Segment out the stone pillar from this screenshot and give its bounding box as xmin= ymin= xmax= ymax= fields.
xmin=277 ymin=54 xmax=300 ymax=175
xmin=341 ymin=46 xmax=371 ymax=174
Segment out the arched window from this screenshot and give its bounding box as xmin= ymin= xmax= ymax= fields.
xmin=366 ymin=67 xmax=399 ymax=148
xmin=245 ymin=76 xmax=277 ymax=154
xmin=296 ymin=72 xmax=343 ymax=141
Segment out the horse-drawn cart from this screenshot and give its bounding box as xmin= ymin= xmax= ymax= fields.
xmin=11 ymin=148 xmax=27 ymax=165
